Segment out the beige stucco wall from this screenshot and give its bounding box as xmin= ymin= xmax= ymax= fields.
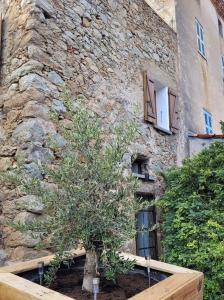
xmin=189 ymin=137 xmax=224 ymax=156
xmin=176 ymin=0 xmax=224 ymax=135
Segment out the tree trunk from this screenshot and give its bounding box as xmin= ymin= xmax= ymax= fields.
xmin=82 ymin=249 xmax=98 ymax=293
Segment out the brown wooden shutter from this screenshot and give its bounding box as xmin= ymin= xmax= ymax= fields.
xmin=0 ymin=15 xmax=2 ymax=66
xmin=169 ymin=89 xmax=179 ymax=133
xmin=143 ymin=71 xmax=157 ymax=124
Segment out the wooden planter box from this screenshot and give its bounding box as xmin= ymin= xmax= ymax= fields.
xmin=0 ymin=249 xmax=203 ymax=300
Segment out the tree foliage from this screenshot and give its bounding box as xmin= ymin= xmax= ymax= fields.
xmin=2 ymin=93 xmax=142 ymax=288
xmin=159 ymin=142 xmax=224 ymax=300
xmin=220 ymin=121 xmax=224 ymax=134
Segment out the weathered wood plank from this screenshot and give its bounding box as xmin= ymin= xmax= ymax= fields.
xmin=120 ymin=253 xmax=202 ymax=275
xmin=0 ymin=273 xmax=73 ymax=300
xmin=0 ymin=248 xmax=85 ymax=274
xmin=0 ymin=272 xmax=204 ymax=300
xmin=129 ymin=273 xmax=203 ymax=300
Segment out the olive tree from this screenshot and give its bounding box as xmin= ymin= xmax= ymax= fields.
xmin=3 ymin=93 xmax=142 ymax=292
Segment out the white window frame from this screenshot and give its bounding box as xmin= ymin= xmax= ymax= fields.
xmin=196 ymin=19 xmax=206 ymax=58
xmin=156 ymin=87 xmax=170 ymax=131
xmin=204 ymin=110 xmax=213 ymax=134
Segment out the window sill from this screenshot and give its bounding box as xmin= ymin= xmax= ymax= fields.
xmin=133 ymin=173 xmax=156 ymax=182
xmin=154 ymin=125 xmax=173 ymax=135
xmin=133 ymin=173 xmax=146 ymax=179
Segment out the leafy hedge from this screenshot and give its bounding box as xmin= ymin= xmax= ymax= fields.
xmin=159 ymin=142 xmax=224 ymax=300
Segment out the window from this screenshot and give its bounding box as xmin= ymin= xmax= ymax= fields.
xmin=222 ymin=56 xmax=224 ymax=79
xmin=204 ymin=110 xmax=213 ymax=134
xmin=196 ymin=19 xmax=206 ymax=57
xmin=132 ymin=156 xmax=154 ymax=181
xmin=143 ymin=71 xmax=179 ymax=134
xmin=218 ymin=18 xmax=223 ymax=38
xmin=156 ymin=87 xmax=170 ymax=131
xmin=136 ymin=194 xmax=158 ymax=259
xmin=132 ymin=158 xmax=145 ymax=176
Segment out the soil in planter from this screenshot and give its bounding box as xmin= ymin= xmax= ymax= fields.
xmin=19 ymin=256 xmax=167 ymax=299
xmin=52 ymin=271 xmax=156 ymax=299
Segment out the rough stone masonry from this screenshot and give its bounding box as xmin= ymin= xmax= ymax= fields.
xmin=0 ymin=0 xmax=178 ymax=263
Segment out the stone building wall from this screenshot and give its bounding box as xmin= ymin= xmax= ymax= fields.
xmin=0 ymin=0 xmax=178 ymax=263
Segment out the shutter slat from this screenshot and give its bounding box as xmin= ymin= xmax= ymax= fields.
xmin=169 ymin=90 xmax=179 ymax=133
xmin=143 ymin=71 xmax=157 ymax=124
xmin=143 ymin=71 xmax=148 ymax=122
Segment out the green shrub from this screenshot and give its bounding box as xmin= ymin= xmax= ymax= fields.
xmin=159 ymin=142 xmax=224 ymax=300
xmin=220 ymin=121 xmax=224 ymax=134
